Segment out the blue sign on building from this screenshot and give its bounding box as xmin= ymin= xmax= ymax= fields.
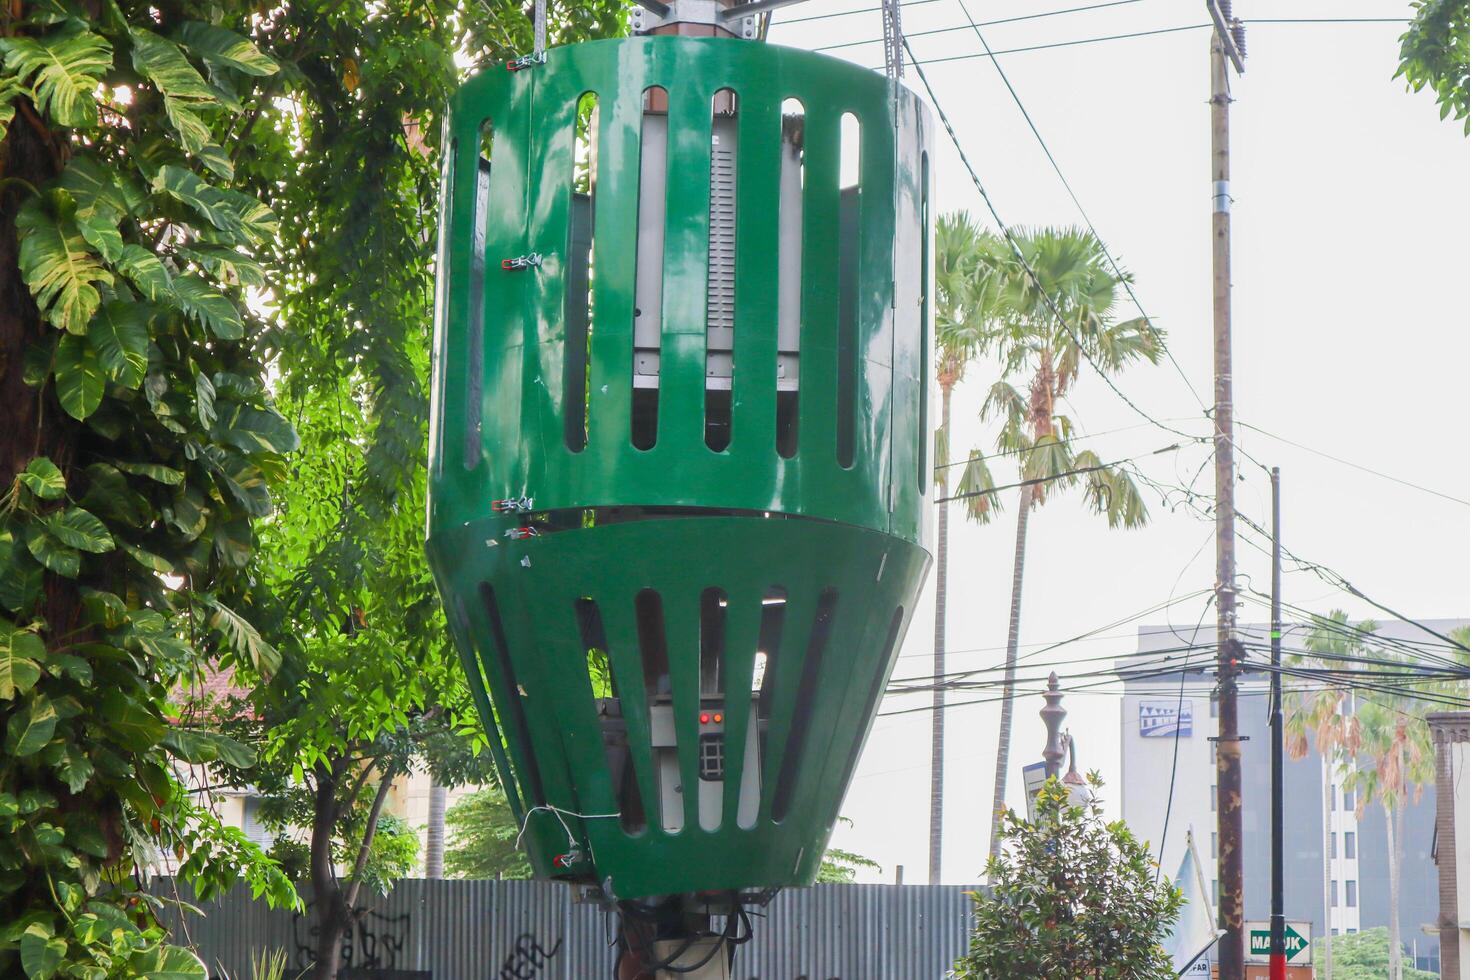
xmin=1140 ymin=700 xmax=1193 ymax=738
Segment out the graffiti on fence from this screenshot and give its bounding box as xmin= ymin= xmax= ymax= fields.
xmin=290 ymin=902 xmax=412 ymax=972
xmin=495 ymin=932 xmax=563 ymax=979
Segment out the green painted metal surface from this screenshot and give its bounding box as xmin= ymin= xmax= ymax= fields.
xmin=426 ymin=35 xmax=935 ymax=899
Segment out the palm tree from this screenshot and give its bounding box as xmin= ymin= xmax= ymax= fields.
xmin=1285 ymin=611 xmax=1363 ymax=980
xmin=1287 ymin=613 xmax=1437 ymax=980
xmin=927 ymin=213 xmax=1004 ymax=884
xmin=972 ymin=227 xmax=1160 ymax=861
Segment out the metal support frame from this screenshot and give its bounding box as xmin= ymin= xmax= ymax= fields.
xmin=880 ymin=0 xmax=904 ymax=79
xmin=630 ymin=0 xmax=814 ymax=36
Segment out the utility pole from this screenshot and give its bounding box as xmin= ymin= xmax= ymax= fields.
xmin=1205 ymin=2 xmax=1246 ymax=977
xmin=1269 ymin=467 xmax=1284 ymax=980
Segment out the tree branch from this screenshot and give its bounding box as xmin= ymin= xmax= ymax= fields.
xmin=342 ymin=771 xmax=394 ymax=912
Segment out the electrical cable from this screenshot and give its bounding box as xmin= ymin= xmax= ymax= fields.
xmin=936 ymin=441 xmax=1191 ymax=504
xmin=902 ymin=34 xmax=1201 ymax=445
xmin=814 ymin=0 xmax=1150 ymax=52
xmin=1235 ymin=419 xmax=1470 ymax=508
xmin=1155 ymin=592 xmax=1214 ymax=879
xmin=941 ymin=0 xmax=1210 ymax=412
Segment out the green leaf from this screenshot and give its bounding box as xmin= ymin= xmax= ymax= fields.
xmin=205 ymin=598 xmax=280 ymax=675
xmin=19 ymin=457 xmax=66 ymax=500
xmin=171 ymin=274 xmax=243 ymax=339
xmin=152 ymin=166 xmax=276 ymax=243
xmin=54 ymin=332 xmax=106 ymax=420
xmin=59 ymin=155 xmax=144 ymax=220
xmin=7 ymin=694 xmax=58 ymax=757
xmin=0 ymin=531 xmax=44 ymax=613
xmin=195 ymin=372 xmax=217 ymax=427
xmin=47 ymin=507 xmax=113 ymax=553
xmin=161 ymin=729 xmax=255 ymax=768
xmin=115 ymin=460 xmax=184 ymax=485
xmin=129 ymin=945 xmax=207 ymax=980
xmin=117 ymin=244 xmax=173 ymax=302
xmin=176 ymin=22 xmax=277 ymax=76
xmin=14 ymin=191 xmax=112 ymax=334
xmin=213 ymin=404 xmax=298 ymax=455
xmin=90 ymin=302 xmax=149 ymax=388
xmin=23 ymin=523 xmax=79 ymax=578
xmin=19 ymin=922 xmax=65 ymax=979
xmin=75 ymin=211 xmax=122 ymax=263
xmin=0 ymin=78 xmax=23 ymax=144
xmin=120 ymin=540 xmax=174 ymax=574
xmin=130 ymin=28 xmax=215 ymax=101
xmin=98 ymin=690 xmax=164 ymax=750
xmin=0 ymin=621 xmax=44 ymax=701
xmin=54 ymin=743 xmax=94 ymax=793
xmin=175 ymin=245 xmax=265 ymax=288
xmin=80 ymin=588 xmax=128 ymax=629
xmin=0 ymin=23 xmax=111 ymax=129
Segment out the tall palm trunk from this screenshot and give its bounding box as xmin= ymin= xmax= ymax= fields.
xmin=1321 ymin=755 xmax=1334 ymax=980
xmin=929 ymin=383 xmax=954 ymax=884
xmin=1387 ymin=796 xmax=1403 ymax=979
xmin=988 ymin=483 xmax=1032 ymax=862
xmin=425 ymin=779 xmax=447 ymax=878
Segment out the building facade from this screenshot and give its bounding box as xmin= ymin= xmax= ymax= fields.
xmin=1119 ymin=620 xmax=1454 ymax=974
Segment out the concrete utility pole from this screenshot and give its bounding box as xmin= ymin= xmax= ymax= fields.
xmin=1269 ymin=468 xmax=1285 ymax=980
xmin=1206 ymin=2 xmax=1246 ymax=977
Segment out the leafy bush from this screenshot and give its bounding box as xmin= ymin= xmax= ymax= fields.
xmin=954 ymin=775 xmax=1182 ymax=979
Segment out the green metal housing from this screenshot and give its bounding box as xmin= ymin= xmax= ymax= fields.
xmin=425 ymin=34 xmax=934 ymax=900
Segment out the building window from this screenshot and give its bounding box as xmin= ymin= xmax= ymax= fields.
xmin=1210 ymin=693 xmax=1218 ymax=718
xmin=1331 ymin=880 xmax=1338 ymax=906
xmin=1332 ymin=928 xmax=1340 ymax=936
xmin=1342 ymin=787 xmax=1355 ymax=812
xmin=1331 ymin=785 xmax=1338 ymax=810
xmin=1345 ymin=831 xmax=1356 ymax=859
xmin=1213 ymin=880 xmax=1218 ymax=906
xmin=1346 ymin=880 xmax=1357 ymax=907
xmin=1211 ymin=785 xmax=1217 ymax=812
xmin=1330 ymin=832 xmax=1337 ymax=858
xmin=1211 ymin=833 xmax=1217 ymax=860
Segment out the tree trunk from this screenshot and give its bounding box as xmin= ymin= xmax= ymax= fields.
xmin=988 ymin=483 xmax=1032 ymax=863
xmin=425 ymin=779 xmax=447 ymax=878
xmin=928 ymin=383 xmax=952 ymax=884
xmin=310 ymin=764 xmax=396 ymax=980
xmin=1321 ymin=755 xmax=1333 ymax=980
xmin=1387 ymin=797 xmax=1403 ymax=980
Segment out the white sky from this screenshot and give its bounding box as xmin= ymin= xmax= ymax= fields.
xmin=767 ymin=0 xmax=1470 ymax=884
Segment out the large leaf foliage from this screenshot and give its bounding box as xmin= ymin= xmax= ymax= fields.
xmin=0 ymin=2 xmax=297 ymax=976
xmin=192 ymin=2 xmax=623 ymax=973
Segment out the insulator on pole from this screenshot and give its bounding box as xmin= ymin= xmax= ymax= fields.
xmin=534 ymin=0 xmax=547 ymax=57
xmin=1231 ymin=21 xmax=1247 ymax=60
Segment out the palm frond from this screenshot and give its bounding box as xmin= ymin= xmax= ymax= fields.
xmin=955 ymin=449 xmax=1003 ymax=525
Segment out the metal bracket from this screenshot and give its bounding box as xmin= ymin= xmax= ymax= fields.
xmin=492 ymin=495 xmax=535 ymax=514
xmin=501 ymin=253 xmax=542 ymax=271
xmin=506 ymin=52 xmax=547 ymax=72
xmin=504 ymin=526 xmax=541 ymax=540
xmin=630 ymin=0 xmax=760 ymax=38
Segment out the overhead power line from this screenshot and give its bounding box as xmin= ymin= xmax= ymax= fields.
xmin=901 ymin=34 xmax=1199 ymax=443
xmin=814 ymin=0 xmax=1149 ymax=52
xmin=935 ymin=441 xmax=1189 ymax=504
xmin=946 ymin=0 xmax=1207 ymax=411
xmin=866 ymin=18 xmax=1411 ymax=69
xmin=1235 ymin=419 xmax=1470 ymax=508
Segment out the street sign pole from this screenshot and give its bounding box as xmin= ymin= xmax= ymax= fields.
xmin=1269 ymin=468 xmax=1284 ymax=980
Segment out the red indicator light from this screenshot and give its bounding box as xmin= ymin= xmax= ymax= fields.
xmin=700 ymin=712 xmax=710 ymax=724
xmin=713 ymin=713 xmax=723 ymax=724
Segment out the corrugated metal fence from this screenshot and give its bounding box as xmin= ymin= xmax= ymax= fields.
xmin=152 ymin=878 xmax=976 ymax=979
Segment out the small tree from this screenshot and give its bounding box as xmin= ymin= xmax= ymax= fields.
xmin=444 ymin=785 xmax=532 ymax=881
xmin=955 ymin=776 xmax=1182 ymax=979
